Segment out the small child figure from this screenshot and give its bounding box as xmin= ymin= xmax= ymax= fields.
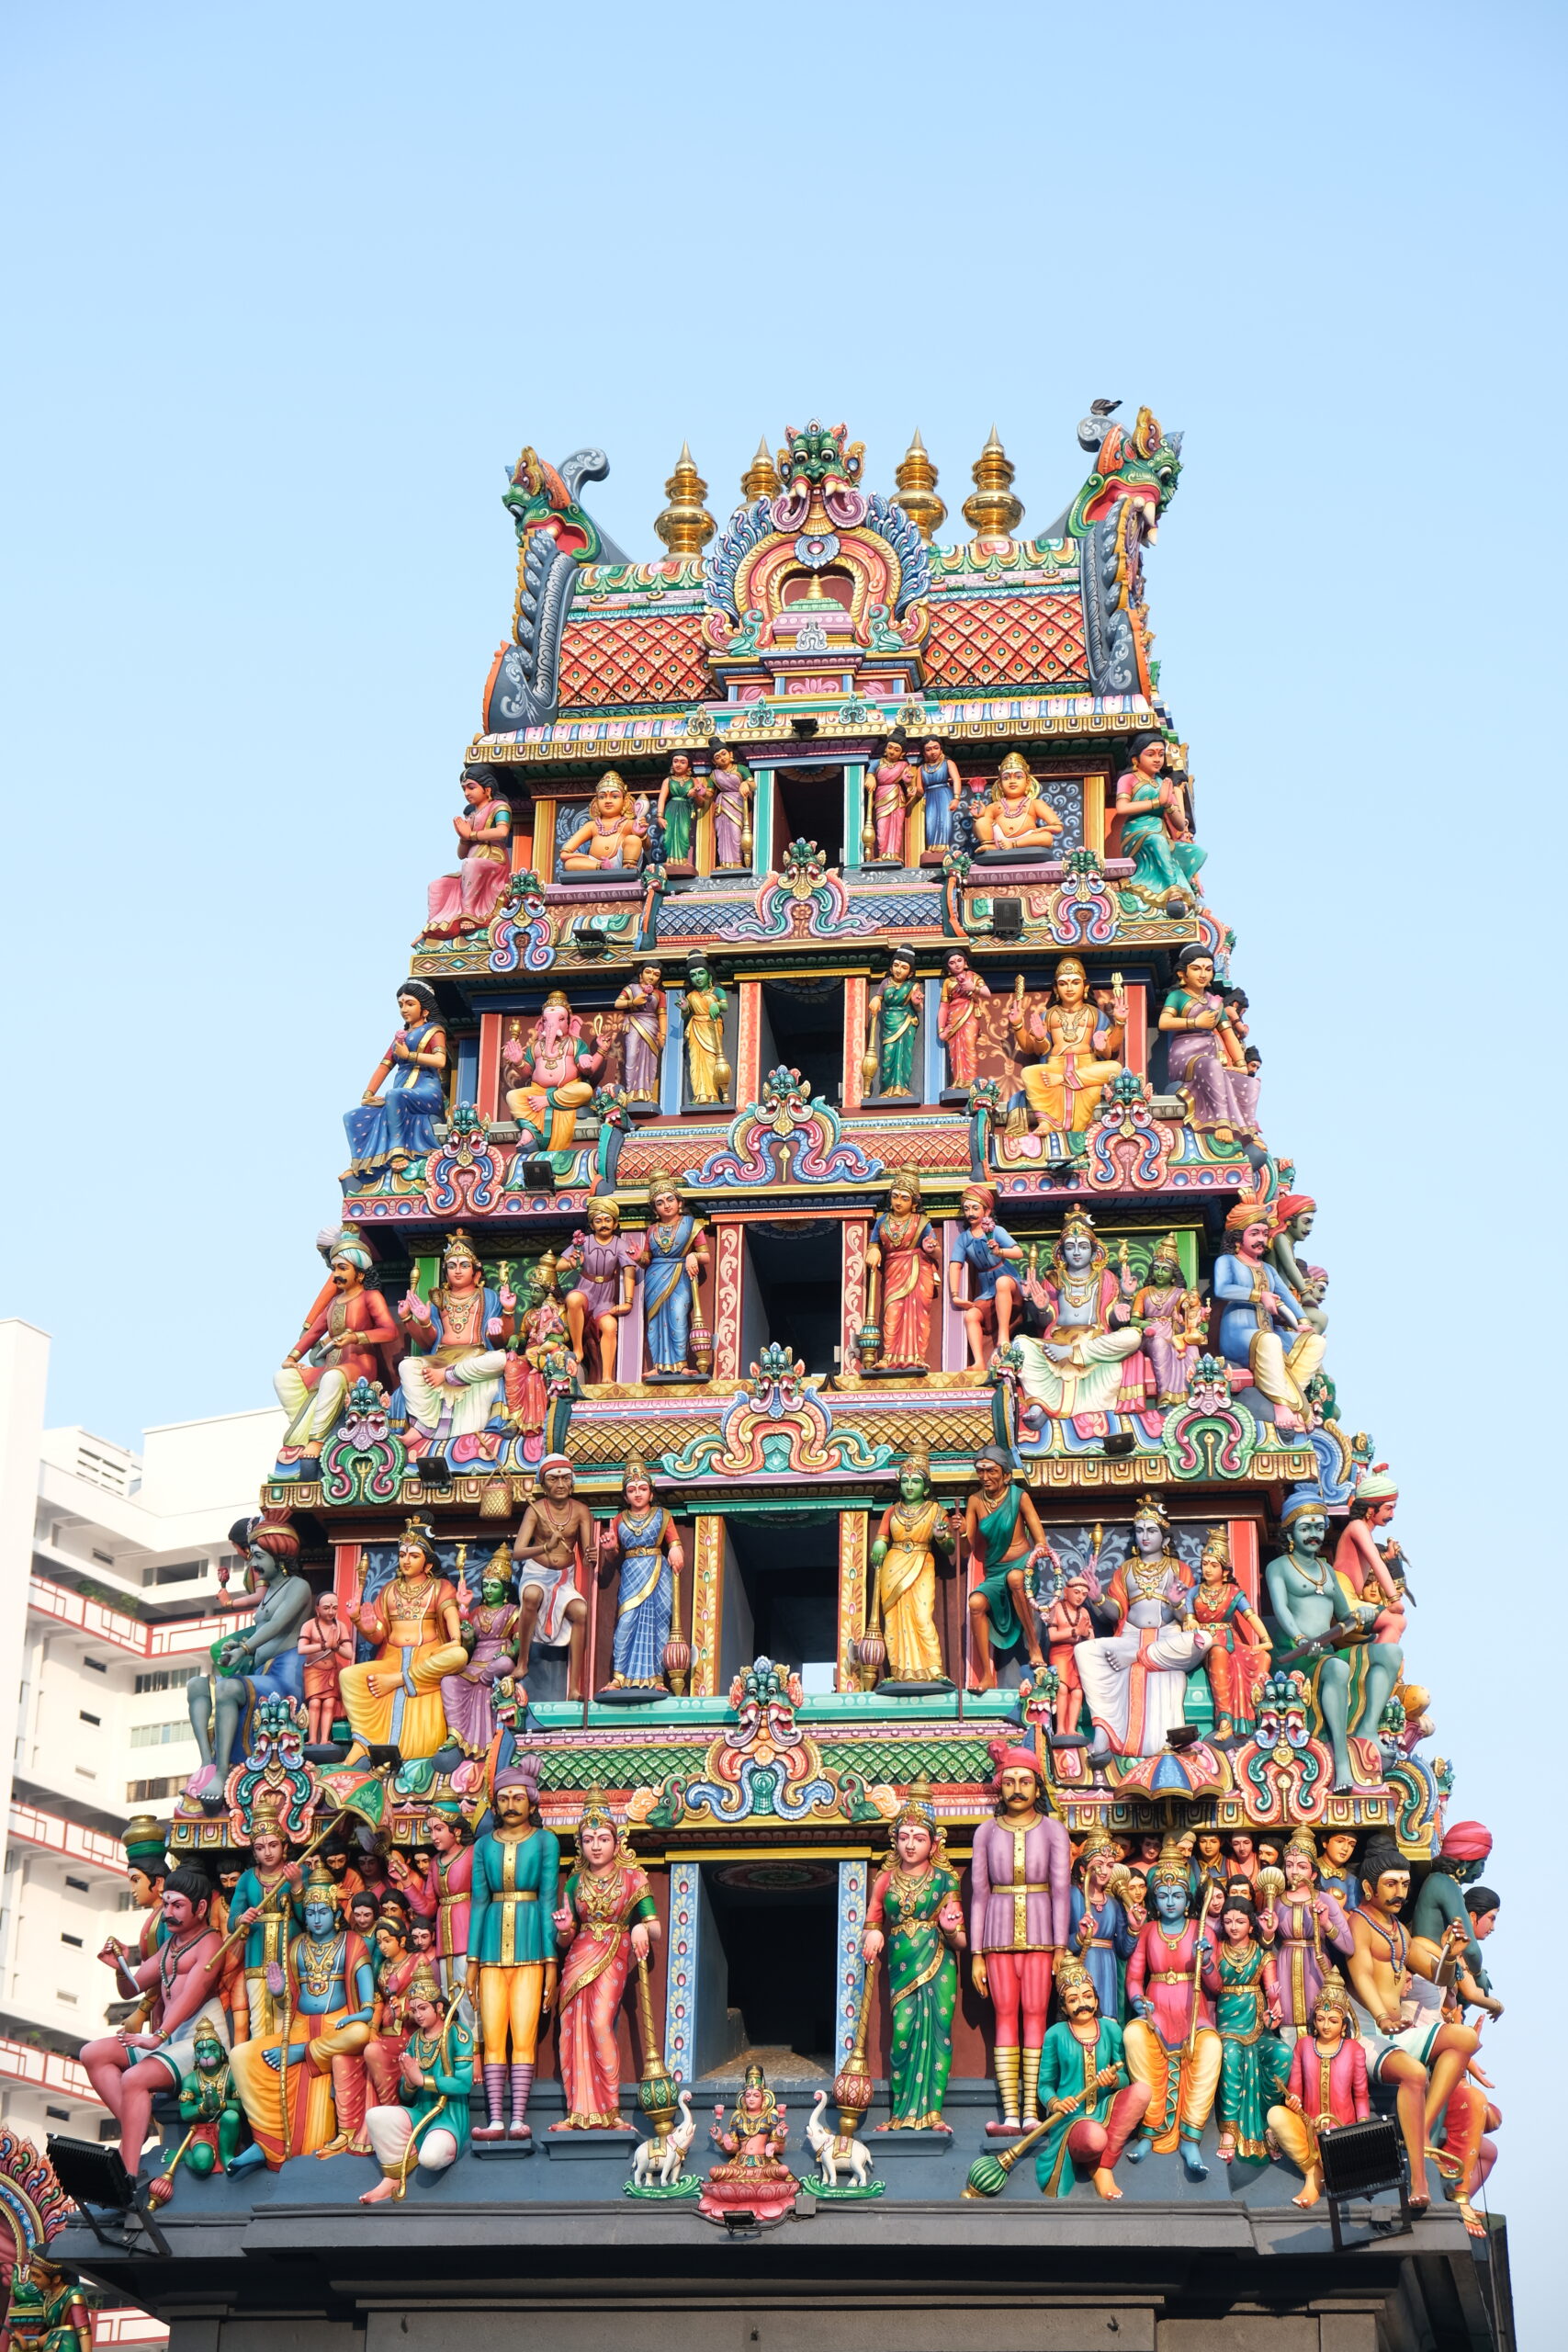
xmin=1044 ymin=1571 xmax=1095 ymax=1735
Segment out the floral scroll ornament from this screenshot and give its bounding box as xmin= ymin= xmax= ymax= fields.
xmin=630 ymin=1657 xmax=895 ymax=1827
xmin=226 ymin=1694 xmax=316 ymax=1837
xmin=1047 ymin=849 xmax=1116 ymax=947
xmin=658 ymin=1345 xmax=893 ymax=1480
xmin=1084 ymin=1071 xmax=1174 ymax=1190
xmin=320 ymin=1378 xmax=407 ymax=1504
xmin=685 ymin=1066 xmax=883 ymax=1188
xmin=425 ymin=1103 xmax=502 ymax=1216
xmin=1160 ymin=1353 xmax=1256 ymax=1480
xmin=722 ymin=839 xmax=852 ymax=942
xmin=488 ymin=870 xmax=557 ymax=975
xmin=1233 ymin=1669 xmax=1332 ymax=1822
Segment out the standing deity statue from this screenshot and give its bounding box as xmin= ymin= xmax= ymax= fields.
xmin=183 ymin=1513 xmax=313 ymax=1802
xmin=865 ymin=1170 xmax=940 ymax=1370
xmin=917 ymin=737 xmax=962 ymax=855
xmin=1213 ymin=1199 xmax=1325 ymax=1430
xmin=642 ymin=1177 xmax=709 ymax=1376
xmin=974 ymin=752 xmax=1065 ymax=856
xmin=224 ymin=1793 xmax=302 ymax=2043
xmin=1067 ymin=1828 xmax=1136 ymax=2024
xmin=502 ymin=990 xmax=604 ymax=1153
xmin=1255 ymin=1829 xmax=1354 ymax=2040
xmin=1158 ymin=945 xmax=1258 ymax=1138
xmin=423 ymin=767 xmax=513 ymax=939
xmin=1265 ymin=1487 xmax=1378 ymax=1792
xmin=864 ymin=736 xmax=919 ymax=863
xmin=390 ymin=1803 xmax=474 ymax=1997
xmin=948 ymin=1184 xmax=1024 ymax=1367
xmin=596 ymin=1458 xmax=684 ymax=1691
xmin=1009 ymin=958 xmax=1125 ymax=1136
xmin=1122 ymin=1842 xmax=1223 ymax=2180
xmin=936 ymin=950 xmax=991 ymax=1091
xmin=502 ymin=1257 xmax=577 ymax=1454
xmin=681 ymin=957 xmax=729 ymax=1103
xmin=862 ymin=1785 xmax=965 ymax=2130
xmin=396 ymin=1228 xmax=517 ymax=1454
xmin=655 ymin=754 xmax=698 ymax=867
xmin=344 ymin=981 xmax=448 ymax=1180
xmin=1076 ymin=1496 xmax=1213 ymax=1763
xmin=614 ymin=963 xmax=667 ymax=1103
xmin=468 ymin=1758 xmax=561 ymax=2143
xmin=339 ymin=1521 xmax=468 ymax=1766
xmin=1109 ymin=730 xmax=1205 ymax=910
xmin=969 ymin=1744 xmax=1073 ymax=2132
xmin=1268 ymin=1190 xmax=1329 ymax=1335
xmin=559 ymin=770 xmax=647 ymax=872
xmin=703 ymin=745 xmax=753 ymax=869
xmin=550 ymin=1801 xmax=659 ymax=2129
xmin=512 ymin=1454 xmax=593 ymax=1702
xmin=867 ymin=1453 xmax=954 ymax=1688
xmin=863 ymin=951 xmax=921 ymax=1098
xmin=559 ymin=1199 xmax=642 ymax=1385
xmin=275 ymin=1237 xmax=397 ymax=1460
xmin=963 ymin=1451 xmax=1049 ymax=1690
xmin=299 ymin=1591 xmax=355 ymax=1746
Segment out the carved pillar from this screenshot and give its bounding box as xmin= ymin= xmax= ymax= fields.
xmin=842 ymin=976 xmax=868 ymax=1111
xmin=712 ymin=1223 xmax=745 ymax=1377
xmin=735 ymin=978 xmax=762 ymax=1103
xmin=840 ymin=1216 xmax=868 ymax=1369
xmin=690 ymin=1516 xmax=727 ymax=1698
xmin=836 ymin=1509 xmax=869 ymax=1694
xmin=834 ymin=1860 xmax=869 ymax=2072
xmin=664 ymin=1860 xmax=701 ymax=2079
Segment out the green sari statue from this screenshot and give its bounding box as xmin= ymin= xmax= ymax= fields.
xmin=867 ymin=954 xmax=921 ymax=1098
xmin=1204 ymin=1921 xmax=1290 ymax=2161
xmin=862 ymin=1791 xmax=965 ymax=2130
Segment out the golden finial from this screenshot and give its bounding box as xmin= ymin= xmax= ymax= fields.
xmin=962 ymin=424 xmax=1023 ymax=548
xmin=654 ymin=443 xmax=716 ymax=559
xmin=894 ymin=428 xmax=946 ymax=543
xmin=739 ymin=435 xmax=781 ymax=504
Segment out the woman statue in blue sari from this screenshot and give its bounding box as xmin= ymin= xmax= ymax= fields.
xmin=344 ymin=981 xmax=447 ymax=1178
xmin=1111 ymin=730 xmax=1206 ymax=910
xmin=597 ymin=1459 xmax=683 ymax=1690
xmin=643 ymin=1178 xmax=709 ymax=1376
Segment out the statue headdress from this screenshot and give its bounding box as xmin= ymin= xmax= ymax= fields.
xmin=886 ymin=1165 xmax=924 ymax=1204
xmin=192 ymin=2013 xmax=228 ymax=2046
xmin=1054 ymin=1208 xmax=1107 ymax=1272
xmin=1285 ymin=1826 xmax=1319 ymax=1867
xmin=441 ymin=1227 xmax=482 ymax=1268
xmin=1355 ymin=1462 xmax=1399 ymax=1504
xmin=1280 ymin=1484 xmax=1327 ymax=1526
xmin=574 ymin=1789 xmax=632 ymax=1865
xmin=1147 ymin=1836 xmax=1191 ymax=1892
xmin=1054 ymin=1952 xmax=1098 ymax=2004
xmin=406 ymin=1961 xmax=444 ymax=2010
xmin=122 ymin=1815 xmax=167 ymax=1874
xmin=1149 ymin=1231 xmax=1183 ymax=1272
xmin=1314 ymin=1967 xmax=1356 ymax=2025
xmin=891 ymin=1779 xmax=946 ymax=1859
xmin=301 ymin=1859 xmax=339 ymax=1901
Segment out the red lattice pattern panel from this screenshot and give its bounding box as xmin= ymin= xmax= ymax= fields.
xmin=558 ymin=610 xmax=711 ymax=709
xmin=924 ymin=594 xmax=1088 ymax=688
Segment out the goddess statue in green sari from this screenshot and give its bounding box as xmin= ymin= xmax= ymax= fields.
xmin=1202 ymin=1894 xmax=1290 ymax=2162
xmin=861 ymin=1786 xmax=965 ymax=2131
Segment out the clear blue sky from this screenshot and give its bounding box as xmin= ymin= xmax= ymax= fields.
xmin=4 ymin=0 xmax=1562 ymax=2332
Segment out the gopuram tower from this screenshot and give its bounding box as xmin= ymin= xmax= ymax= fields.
xmin=50 ymin=411 xmax=1511 ymax=2352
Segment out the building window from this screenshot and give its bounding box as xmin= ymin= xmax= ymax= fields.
xmin=56 ymin=1991 xmax=78 ymax=2005
xmin=148 ymin=1561 xmax=203 ymax=1588
xmin=92 ymin=1549 xmax=114 ymax=1567
xmin=83 ymin=1657 xmax=107 ymax=1674
xmin=65 ymin=1875 xmax=89 ymax=1893
xmin=134 ymin=1669 xmax=180 ymax=1695
xmin=46 ymin=2106 xmax=70 ymax=2123
xmin=61 ymin=1932 xmax=83 ymax=1948
xmin=73 ymin=1768 xmax=96 ymax=1781
xmin=97 ymin=2118 xmax=118 ymax=2141
xmin=78 ymin=1711 xmax=101 ymax=1726
xmin=130 ymin=1720 xmax=189 ymax=1749
xmin=127 ymin=1777 xmax=175 ymax=1803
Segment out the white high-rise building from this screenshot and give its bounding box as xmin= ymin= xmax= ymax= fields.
xmin=0 ymin=1318 xmax=283 ymax=2155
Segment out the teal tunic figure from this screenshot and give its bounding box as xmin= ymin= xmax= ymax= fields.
xmin=468 ymin=1823 xmax=561 ymax=1966
xmin=1032 ymin=2015 xmax=1132 ymax=2196
xmin=400 ymin=2011 xmax=476 ymax=2158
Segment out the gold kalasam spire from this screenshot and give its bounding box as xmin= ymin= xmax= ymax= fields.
xmin=894 ymin=428 xmax=946 ymax=543
xmin=740 ymin=435 xmax=781 ymax=504
xmin=962 ymin=424 xmax=1023 ymax=546
xmin=654 ymin=443 xmax=716 ymax=559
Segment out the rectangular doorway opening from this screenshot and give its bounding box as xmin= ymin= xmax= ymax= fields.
xmin=743 ymin=1221 xmax=841 ymax=1377
xmin=773 ymin=766 xmax=844 ymax=866
xmin=757 ymin=978 xmax=845 ymax=1105
xmin=698 ymin=1863 xmax=838 ymax=2082
xmin=726 ymin=1512 xmax=839 ymax=1691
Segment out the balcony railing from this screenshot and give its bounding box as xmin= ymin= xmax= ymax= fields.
xmin=8 ymin=1800 xmax=125 ymax=1874
xmin=28 ymin=1576 xmax=238 ymax=1661
xmin=0 ymin=2032 xmax=102 ymax=2104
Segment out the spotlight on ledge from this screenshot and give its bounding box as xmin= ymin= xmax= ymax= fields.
xmin=516 ymin=1156 xmax=557 ymax=1193
xmin=414 ymin=1454 xmax=453 ymax=1490
xmin=988 ymin=897 xmax=1024 ymax=943
xmin=791 ymin=717 xmax=818 ymax=738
